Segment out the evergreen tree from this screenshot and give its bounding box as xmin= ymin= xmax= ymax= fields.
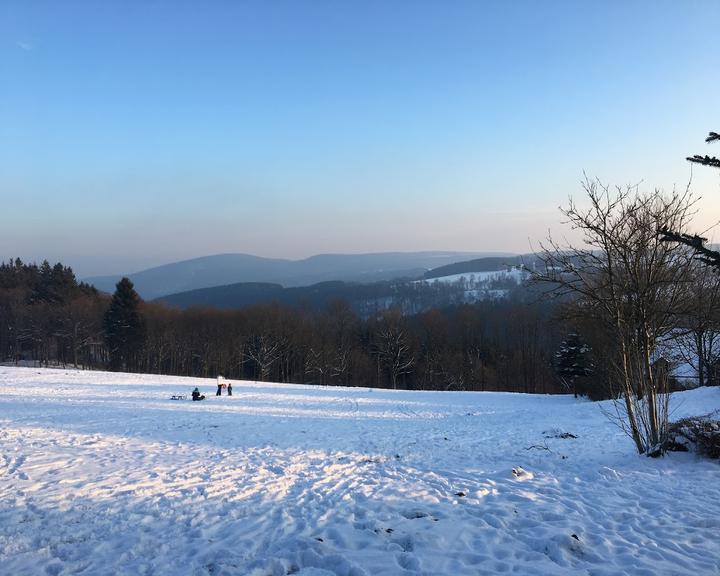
xmin=660 ymin=131 xmax=720 ymax=267
xmin=555 ymin=333 xmax=592 ymax=398
xmin=30 ymin=261 xmax=78 ymax=304
xmin=104 ymin=278 xmax=146 ymax=371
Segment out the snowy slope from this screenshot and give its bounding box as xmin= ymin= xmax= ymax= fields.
xmin=417 ymin=268 xmax=529 ymax=302
xmin=421 ymin=268 xmax=527 ymax=285
xmin=1 ymin=367 xmax=719 ymax=575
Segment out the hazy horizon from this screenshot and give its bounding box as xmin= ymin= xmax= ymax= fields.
xmin=3 ymin=1 xmax=719 ymax=277
xmin=79 ymin=248 xmax=517 ymax=280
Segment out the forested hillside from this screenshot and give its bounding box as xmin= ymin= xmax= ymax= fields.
xmin=154 ymin=274 xmax=523 ymax=316
xmin=424 ymin=256 xmax=523 ymax=279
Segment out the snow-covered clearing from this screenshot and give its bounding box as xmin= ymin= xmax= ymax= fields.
xmin=417 ymin=269 xmax=528 ymax=303
xmin=1 ymin=367 xmax=718 ymax=576
xmin=422 ymin=269 xmax=527 ymax=286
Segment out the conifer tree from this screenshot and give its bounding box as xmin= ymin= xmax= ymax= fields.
xmin=555 ymin=333 xmax=593 ymax=398
xmin=104 ymin=278 xmax=146 ymax=371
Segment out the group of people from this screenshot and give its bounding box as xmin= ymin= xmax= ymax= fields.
xmin=191 ymin=375 xmax=233 ymax=401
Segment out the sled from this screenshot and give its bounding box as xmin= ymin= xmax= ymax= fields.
xmin=170 ymin=394 xmax=186 ymax=400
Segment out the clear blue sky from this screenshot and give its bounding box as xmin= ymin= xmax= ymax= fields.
xmin=2 ymin=0 xmax=719 ymax=276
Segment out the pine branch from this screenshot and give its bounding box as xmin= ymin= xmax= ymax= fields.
xmin=686 ymin=131 xmax=720 ymax=168
xmin=658 ymin=228 xmax=720 ymax=269
xmin=686 ymin=155 xmax=720 ymax=168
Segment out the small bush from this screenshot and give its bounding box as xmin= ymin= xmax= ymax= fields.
xmin=664 ymin=413 xmax=720 ymax=459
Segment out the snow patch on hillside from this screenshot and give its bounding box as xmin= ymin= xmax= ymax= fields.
xmin=423 ymin=268 xmax=527 ymax=285
xmin=416 ymin=268 xmax=529 ymax=303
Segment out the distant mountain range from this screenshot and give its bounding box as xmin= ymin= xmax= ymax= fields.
xmin=84 ymin=251 xmax=513 ymax=300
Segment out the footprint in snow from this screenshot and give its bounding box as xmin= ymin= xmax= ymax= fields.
xmin=401 ymin=509 xmax=431 ymax=520
xmin=44 ymin=562 xmax=63 ymax=576
xmin=392 ymin=533 xmax=415 ymax=552
xmin=396 ymin=552 xmax=421 ymax=571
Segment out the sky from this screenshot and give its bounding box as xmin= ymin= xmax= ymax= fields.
xmin=1 ymin=0 xmax=719 ymax=277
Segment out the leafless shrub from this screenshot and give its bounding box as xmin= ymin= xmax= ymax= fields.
xmin=532 ymin=177 xmax=696 ymax=455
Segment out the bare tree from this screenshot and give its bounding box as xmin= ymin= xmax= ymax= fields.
xmin=305 ymin=343 xmax=342 ymax=386
xmin=672 ymin=260 xmax=720 ymax=387
xmin=325 ymin=300 xmax=357 ymax=384
xmin=246 ymin=333 xmax=280 ymax=381
xmin=374 ymin=309 xmax=414 ymax=389
xmin=65 ymin=295 xmax=106 ymax=369
xmin=533 ymin=178 xmax=695 ymax=455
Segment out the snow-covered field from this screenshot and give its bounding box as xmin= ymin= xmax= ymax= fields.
xmin=418 ymin=269 xmax=528 ymax=303
xmin=422 ymin=269 xmax=527 ymax=286
xmin=1 ymin=367 xmax=719 ymax=576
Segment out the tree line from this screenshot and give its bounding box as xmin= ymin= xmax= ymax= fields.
xmin=0 ymin=258 xmax=567 ymax=393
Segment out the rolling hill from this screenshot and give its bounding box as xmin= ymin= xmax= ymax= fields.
xmin=84 ymin=251 xmax=511 ymax=299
